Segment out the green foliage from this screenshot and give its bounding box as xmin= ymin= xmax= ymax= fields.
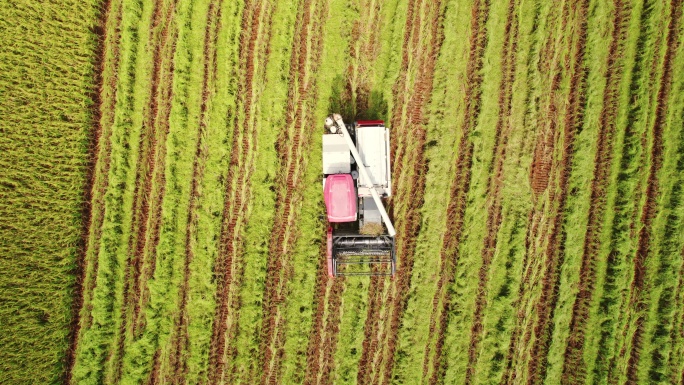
xmin=4 ymin=0 xmax=684 ymax=383
xmin=0 ymin=1 xmax=99 ymax=383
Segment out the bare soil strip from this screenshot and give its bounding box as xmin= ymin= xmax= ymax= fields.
xmin=256 ymin=0 xmax=327 ymax=382
xmin=418 ymin=1 xmax=489 ymax=383
xmin=625 ymin=1 xmax=682 ymax=383
xmin=560 ymin=1 xmax=629 ymax=382
xmin=165 ymin=2 xmax=222 ymax=383
xmin=463 ymin=1 xmax=518 ymax=382
xmin=147 ymin=349 xmax=162 ymax=385
xmin=65 ymin=0 xmax=120 ymax=382
xmin=525 ymin=1 xmax=590 ymax=383
xmin=206 ymin=1 xmax=274 ymax=383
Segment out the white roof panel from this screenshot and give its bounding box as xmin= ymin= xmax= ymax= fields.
xmin=323 ymin=134 xmax=351 ymax=174
xmin=356 ymin=126 xmax=390 ymax=195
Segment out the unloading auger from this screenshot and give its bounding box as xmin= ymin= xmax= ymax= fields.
xmin=322 ymin=113 xmax=396 ymax=277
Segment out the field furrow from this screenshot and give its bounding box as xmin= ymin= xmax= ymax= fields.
xmin=560 ymin=0 xmax=630 ymax=382
xmin=624 ymin=0 xmax=682 ymax=383
xmin=525 ymin=0 xmax=590 ymax=383
xmin=464 ymin=0 xmax=518 ymax=382
xmin=7 ymin=0 xmax=684 ymax=382
xmin=421 ymin=0 xmax=489 ymax=383
xmin=256 ymin=0 xmax=328 ymax=382
xmin=65 ymin=0 xmax=122 ymax=382
xmin=164 ymin=1 xmax=222 ymax=382
xmin=207 ymin=1 xmax=273 ymax=383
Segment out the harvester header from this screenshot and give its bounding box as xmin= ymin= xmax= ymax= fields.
xmin=322 ymin=114 xmax=396 ymax=277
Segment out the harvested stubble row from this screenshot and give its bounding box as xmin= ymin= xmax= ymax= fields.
xmin=2 ymin=0 xmax=684 ymax=384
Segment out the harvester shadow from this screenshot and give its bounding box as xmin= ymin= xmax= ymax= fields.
xmin=328 ymin=74 xmax=388 ymax=123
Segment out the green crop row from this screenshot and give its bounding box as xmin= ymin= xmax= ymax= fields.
xmin=330 ymin=0 xmax=407 ymax=382
xmin=589 ymin=1 xmax=670 ymax=383
xmin=278 ymin=0 xmax=356 ymax=381
xmin=174 ymin=0 xmax=244 ymax=382
xmin=543 ymin=0 xmax=614 ymax=382
xmin=72 ymin=0 xmax=154 ymax=382
xmin=227 ymin=1 xmax=297 ymax=383
xmin=471 ymin=0 xmax=545 ymax=382
xmin=119 ymin=0 xmax=211 ymax=382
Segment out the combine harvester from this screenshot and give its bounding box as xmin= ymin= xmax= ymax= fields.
xmin=322 ymin=113 xmax=396 ymax=277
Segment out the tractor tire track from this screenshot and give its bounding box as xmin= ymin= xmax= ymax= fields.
xmin=65 ymin=0 xmax=121 ymax=382
xmin=346 ymin=0 xmax=382 ymax=118
xmin=166 ymin=1 xmax=221 ymax=383
xmin=560 ymin=1 xmax=630 ymax=382
xmin=526 ymin=0 xmax=590 ymax=383
xmin=420 ymin=1 xmax=489 ymax=383
xmin=625 ymin=0 xmax=682 ymax=383
xmin=256 ymin=0 xmax=327 ymax=383
xmin=463 ymin=0 xmax=518 ymax=382
xmin=207 ymin=1 xmax=274 ymax=383
xmin=319 ymin=278 xmax=344 ymax=385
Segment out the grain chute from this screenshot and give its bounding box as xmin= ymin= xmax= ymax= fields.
xmin=322 ymin=114 xmax=396 ymax=277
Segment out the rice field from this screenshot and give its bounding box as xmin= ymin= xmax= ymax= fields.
xmin=2 ymin=0 xmax=684 ymax=384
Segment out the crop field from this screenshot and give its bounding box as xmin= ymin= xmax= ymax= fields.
xmin=2 ymin=0 xmax=684 ymax=384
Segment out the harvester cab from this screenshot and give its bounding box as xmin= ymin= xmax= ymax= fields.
xmin=322 ymin=113 xmax=396 ymax=277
